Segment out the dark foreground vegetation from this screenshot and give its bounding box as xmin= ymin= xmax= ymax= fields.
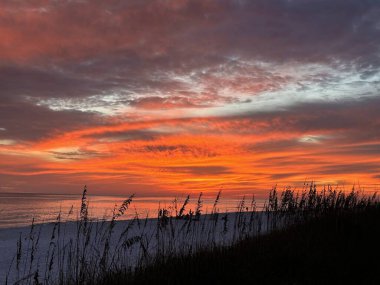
xmin=6 ymin=184 xmax=379 ymax=285
xmin=100 ymin=206 xmax=380 ymax=285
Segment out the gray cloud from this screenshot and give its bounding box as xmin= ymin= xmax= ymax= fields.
xmin=163 ymin=165 xmax=231 ymax=176
xmin=236 ymin=96 xmax=380 ymax=140
xmin=0 ymin=96 xmax=101 ymax=141
xmin=0 ymin=64 xmax=113 ymax=99
xmin=316 ymin=162 xmax=380 ymax=175
xmin=0 ymin=0 xmax=379 ymax=145
xmin=85 ymin=130 xmax=159 ymax=142
xmin=1 ymin=0 xmax=379 ymax=102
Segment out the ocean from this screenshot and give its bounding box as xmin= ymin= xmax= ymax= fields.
xmin=0 ymin=192 xmax=259 ymax=229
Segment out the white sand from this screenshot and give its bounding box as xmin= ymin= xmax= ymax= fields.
xmin=0 ymin=211 xmax=276 ymax=284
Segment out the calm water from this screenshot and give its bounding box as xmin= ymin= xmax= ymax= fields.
xmin=0 ymin=193 xmax=262 ymax=229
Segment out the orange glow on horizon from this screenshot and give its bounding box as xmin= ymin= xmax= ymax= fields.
xmin=1 ymin=114 xmax=379 ymax=197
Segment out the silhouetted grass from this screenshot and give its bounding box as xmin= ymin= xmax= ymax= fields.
xmin=112 ymin=206 xmax=380 ymax=285
xmin=5 ymin=183 xmax=379 ymax=284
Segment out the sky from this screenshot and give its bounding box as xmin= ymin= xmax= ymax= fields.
xmin=0 ymin=0 xmax=380 ymax=197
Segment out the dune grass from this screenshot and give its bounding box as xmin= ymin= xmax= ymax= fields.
xmin=5 ymin=183 xmax=379 ymax=285
xmin=115 ymin=206 xmax=380 ymax=285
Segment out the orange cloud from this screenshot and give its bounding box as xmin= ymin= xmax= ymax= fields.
xmin=2 ymin=104 xmax=379 ymax=196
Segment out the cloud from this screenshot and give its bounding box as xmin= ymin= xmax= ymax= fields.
xmin=0 ymin=0 xmax=378 ymax=110
xmin=142 ymin=144 xmax=218 ymax=158
xmin=1 ymin=0 xmax=379 ymax=66
xmin=0 ymin=64 xmax=112 ymax=99
xmin=85 ymin=129 xmax=159 ymax=142
xmin=316 ymin=162 xmax=380 ymax=175
xmin=236 ymin=96 xmax=380 ymax=140
xmin=0 ymin=96 xmax=101 ymax=141
xmin=48 ymin=149 xmax=103 ymax=160
xmin=1 ymin=0 xmax=380 ymax=194
xmin=163 ymin=165 xmax=232 ymax=176
xmin=128 ymin=96 xmax=206 ymax=109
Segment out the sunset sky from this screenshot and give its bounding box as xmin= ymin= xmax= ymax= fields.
xmin=0 ymin=0 xmax=380 ymax=197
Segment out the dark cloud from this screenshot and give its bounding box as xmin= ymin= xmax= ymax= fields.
xmin=270 ymin=173 xmax=302 ymax=180
xmin=142 ymin=145 xmax=218 ymax=158
xmin=0 ymin=0 xmax=378 ymax=106
xmin=256 ymin=156 xmax=326 ymax=167
xmin=163 ymin=165 xmax=231 ymax=175
xmin=0 ymin=164 xmax=52 ymax=174
xmin=0 ymin=64 xmax=113 ymax=99
xmin=236 ymin=96 xmax=380 ymax=141
xmin=247 ymin=139 xmax=310 ymax=153
xmin=0 ymin=96 xmax=101 ymax=141
xmin=2 ymin=0 xmax=379 ymax=66
xmin=222 ymin=0 xmax=380 ymax=67
xmin=86 ymin=130 xmax=158 ymax=142
xmin=317 ymin=144 xmax=380 ymax=157
xmin=316 ymin=162 xmax=380 ymax=175
xmin=48 ymin=149 xmax=103 ymax=160
xmin=145 ymin=145 xmax=189 ymax=153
